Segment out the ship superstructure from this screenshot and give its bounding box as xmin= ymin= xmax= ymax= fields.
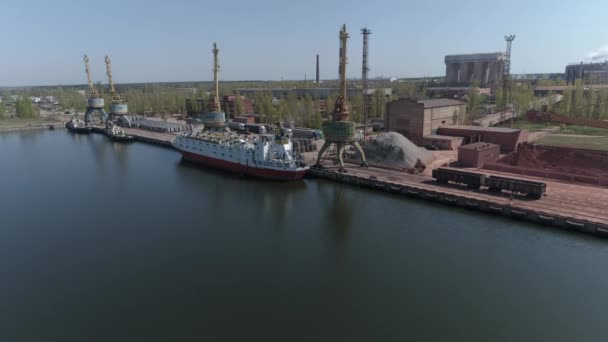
xmin=174 ymin=131 xmax=308 ymax=180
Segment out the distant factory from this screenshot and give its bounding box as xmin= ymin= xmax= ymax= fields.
xmin=234 ymin=87 xmax=392 ymax=100
xmin=444 ymin=52 xmax=506 ymax=89
xmin=565 ymin=61 xmax=608 ymax=85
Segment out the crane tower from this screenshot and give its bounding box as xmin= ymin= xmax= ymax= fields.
xmin=361 ymin=28 xmax=371 ymax=130
xmin=315 ymin=25 xmax=368 ymax=172
xmin=199 ymin=42 xmax=226 ymax=130
xmin=83 ymin=54 xmax=108 ymax=124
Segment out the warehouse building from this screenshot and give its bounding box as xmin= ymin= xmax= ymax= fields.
xmin=384 ymin=98 xmax=466 ymax=146
xmin=445 ymin=53 xmax=505 ymax=89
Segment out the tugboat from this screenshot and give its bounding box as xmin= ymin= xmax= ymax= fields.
xmin=65 ymin=118 xmax=91 ymax=133
xmin=105 ymin=124 xmax=134 ymax=142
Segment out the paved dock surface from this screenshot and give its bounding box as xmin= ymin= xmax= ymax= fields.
xmin=311 ymin=162 xmax=608 ymax=234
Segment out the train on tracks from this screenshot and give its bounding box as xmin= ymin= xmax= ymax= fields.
xmin=432 ymin=168 xmax=546 ymax=199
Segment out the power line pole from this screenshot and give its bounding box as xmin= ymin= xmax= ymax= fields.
xmin=361 ymin=27 xmax=371 ymax=131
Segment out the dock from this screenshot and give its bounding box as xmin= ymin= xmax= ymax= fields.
xmin=83 ymin=124 xmax=608 ymax=238
xmin=309 ymin=163 xmax=608 ymax=237
xmin=90 ymin=124 xmax=175 ymax=147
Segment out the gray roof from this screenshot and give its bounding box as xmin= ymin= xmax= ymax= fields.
xmin=445 ymin=52 xmax=506 ymax=63
xmin=418 ymin=98 xmax=465 ymax=108
xmin=459 ymin=142 xmax=500 ymax=150
xmin=439 ymin=125 xmax=520 ymax=133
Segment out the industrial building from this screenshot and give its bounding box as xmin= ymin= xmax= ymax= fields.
xmin=565 ymin=62 xmax=608 ymax=85
xmin=436 ymin=125 xmax=527 ymax=153
xmin=235 ymin=87 xmax=392 ymax=100
xmin=458 ymin=142 xmax=500 ymax=168
xmin=445 ymin=53 xmax=505 ymax=88
xmin=222 ymin=95 xmax=254 ymax=116
xmin=384 ymin=98 xmax=466 ymax=145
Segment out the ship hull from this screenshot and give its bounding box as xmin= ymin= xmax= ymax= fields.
xmin=66 ymin=126 xmax=91 ymax=133
xmin=180 ymin=151 xmax=307 ymax=181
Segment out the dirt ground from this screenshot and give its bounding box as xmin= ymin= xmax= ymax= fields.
xmin=498 ymin=143 xmax=608 ymax=178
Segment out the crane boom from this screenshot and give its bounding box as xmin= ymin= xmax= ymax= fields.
xmin=105 ymin=55 xmax=121 ymax=102
xmin=84 ymin=54 xmax=97 ymax=97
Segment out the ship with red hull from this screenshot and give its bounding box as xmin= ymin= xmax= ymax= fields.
xmin=174 ymin=130 xmax=309 ymax=181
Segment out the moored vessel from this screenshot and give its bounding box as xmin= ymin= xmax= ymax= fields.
xmin=174 ymin=42 xmax=308 ymax=180
xmin=65 ymin=118 xmax=91 ymax=133
xmin=106 ymin=124 xmax=134 ymax=142
xmin=174 ymin=130 xmax=308 ymax=180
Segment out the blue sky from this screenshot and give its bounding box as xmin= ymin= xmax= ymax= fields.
xmin=1 ymin=0 xmax=608 ymax=86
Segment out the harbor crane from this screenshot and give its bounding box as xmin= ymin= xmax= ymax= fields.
xmin=104 ymin=55 xmax=128 ymax=126
xmin=83 ymin=54 xmax=108 ymax=125
xmin=315 ymin=25 xmax=368 ymax=172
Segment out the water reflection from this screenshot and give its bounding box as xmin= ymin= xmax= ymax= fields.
xmin=176 ymin=158 xmax=308 ymax=228
xmin=318 ymin=181 xmax=361 ymax=247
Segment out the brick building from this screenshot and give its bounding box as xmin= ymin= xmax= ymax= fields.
xmin=458 ymin=142 xmax=500 ymax=168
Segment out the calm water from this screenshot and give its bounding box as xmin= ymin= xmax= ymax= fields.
xmin=1 ymin=130 xmax=607 ymax=341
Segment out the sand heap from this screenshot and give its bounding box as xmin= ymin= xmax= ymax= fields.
xmin=361 ymin=132 xmax=434 ymax=173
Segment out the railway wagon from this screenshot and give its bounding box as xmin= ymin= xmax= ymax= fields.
xmin=432 ymin=168 xmax=485 ymax=189
xmin=484 ymin=175 xmax=546 ymax=199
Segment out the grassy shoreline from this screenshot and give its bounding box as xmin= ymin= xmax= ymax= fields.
xmin=0 ymin=117 xmax=67 ymax=132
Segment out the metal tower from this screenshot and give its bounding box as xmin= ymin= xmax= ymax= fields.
xmin=315 ymin=25 xmax=368 ymax=172
xmin=104 ymin=55 xmax=128 ymax=125
xmin=361 ymin=28 xmax=371 ymax=130
xmin=503 ymin=35 xmax=515 ymax=102
xmin=82 ymin=54 xmax=108 ymax=125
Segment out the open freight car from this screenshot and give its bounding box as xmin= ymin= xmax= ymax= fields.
xmin=432 ymin=168 xmax=546 ymax=199
xmin=431 ymin=168 xmax=485 ymax=189
xmin=484 ymin=175 xmax=546 ymax=199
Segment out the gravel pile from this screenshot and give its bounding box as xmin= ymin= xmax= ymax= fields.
xmin=362 ymin=132 xmax=434 ymax=172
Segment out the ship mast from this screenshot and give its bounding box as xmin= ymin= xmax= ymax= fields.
xmin=84 ymin=54 xmax=97 ymax=97
xmin=212 ymin=42 xmax=221 ymax=112
xmin=105 ymin=55 xmax=122 ymax=103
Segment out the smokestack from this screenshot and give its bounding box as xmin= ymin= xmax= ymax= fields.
xmin=316 ymin=54 xmax=320 ymax=84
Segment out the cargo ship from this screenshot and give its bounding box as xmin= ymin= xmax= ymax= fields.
xmin=173 ymin=130 xmax=308 ymax=180
xmin=174 ymin=42 xmax=307 ymax=180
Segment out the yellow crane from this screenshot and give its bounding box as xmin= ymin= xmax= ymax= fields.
xmin=105 ymin=55 xmax=123 ymax=103
xmin=104 ymin=55 xmax=128 ymax=119
xmin=83 ymin=54 xmax=107 ymax=124
xmin=84 ymin=54 xmax=98 ymax=97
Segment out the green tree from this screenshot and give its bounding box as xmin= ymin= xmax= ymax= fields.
xmin=571 ymin=79 xmax=585 ymax=117
xmin=598 ymin=89 xmax=608 ymax=119
xmin=15 ymin=98 xmax=38 ymax=118
xmin=310 ymin=99 xmax=323 ymax=129
xmin=467 ymin=81 xmax=480 ymax=112
xmin=234 ymin=92 xmax=244 ymax=115
xmin=0 ymin=103 xmax=5 ymax=119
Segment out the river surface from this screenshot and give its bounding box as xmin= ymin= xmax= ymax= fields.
xmin=1 ymin=129 xmax=607 ymax=341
